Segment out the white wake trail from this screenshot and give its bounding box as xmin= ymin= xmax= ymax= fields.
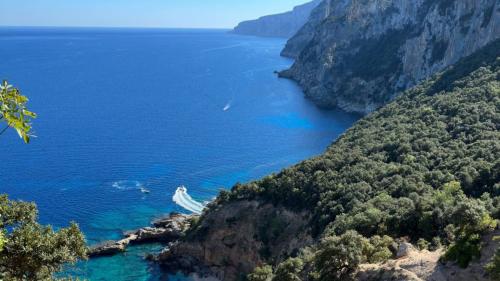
xmin=172 ymin=186 xmax=205 ymax=214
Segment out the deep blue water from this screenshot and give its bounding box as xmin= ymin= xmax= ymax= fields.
xmin=0 ymin=27 xmax=360 ymax=280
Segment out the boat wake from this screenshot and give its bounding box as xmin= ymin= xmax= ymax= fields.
xmin=172 ymin=186 xmax=206 ymax=214
xmin=112 ymin=180 xmax=143 ymax=191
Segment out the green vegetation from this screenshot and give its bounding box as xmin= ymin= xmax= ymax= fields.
xmin=313 ymin=231 xmax=367 ymax=281
xmin=231 ymin=39 xmax=500 ymax=278
xmin=0 ymin=195 xmax=87 ymax=280
xmin=486 ymin=237 xmax=500 ymax=280
xmin=273 ymin=258 xmax=303 ymax=281
xmin=344 ymin=26 xmax=414 ymax=85
xmin=0 ymin=81 xmax=37 ymax=143
xmin=0 ymin=82 xmax=87 ymax=280
xmin=248 ymin=265 xmax=274 ymax=281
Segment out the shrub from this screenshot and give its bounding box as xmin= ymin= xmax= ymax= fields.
xmin=273 ymin=258 xmax=304 ymax=281
xmin=248 ymin=265 xmax=274 ymax=281
xmin=314 ymin=231 xmax=366 ymax=281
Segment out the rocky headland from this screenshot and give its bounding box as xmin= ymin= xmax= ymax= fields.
xmin=280 ymin=0 xmax=500 ymax=114
xmin=88 ymin=213 xmax=194 ymax=258
xmin=232 ymin=0 xmax=321 ymax=38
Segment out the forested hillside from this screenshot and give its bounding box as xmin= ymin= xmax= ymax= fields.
xmin=160 ymin=39 xmax=500 ymax=281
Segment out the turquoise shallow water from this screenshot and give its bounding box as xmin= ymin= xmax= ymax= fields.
xmin=0 ymin=27 xmax=360 ymax=280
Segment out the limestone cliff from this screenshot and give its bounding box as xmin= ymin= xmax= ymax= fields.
xmin=280 ymin=0 xmax=500 ymax=113
xmin=157 ymin=201 xmax=313 ymax=281
xmin=232 ymin=0 xmax=321 ymax=38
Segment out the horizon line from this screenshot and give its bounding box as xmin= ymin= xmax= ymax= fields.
xmin=0 ymin=25 xmax=234 ymax=30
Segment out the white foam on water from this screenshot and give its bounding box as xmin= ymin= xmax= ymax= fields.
xmin=112 ymin=180 xmax=142 ymax=191
xmin=173 ymin=186 xmax=205 ymax=214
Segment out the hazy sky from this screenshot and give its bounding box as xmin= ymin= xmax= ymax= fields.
xmin=0 ymin=0 xmax=310 ymax=29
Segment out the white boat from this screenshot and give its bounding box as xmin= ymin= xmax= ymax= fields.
xmin=140 ymin=187 xmax=150 ymax=194
xmin=172 ymin=186 xmax=205 ymax=214
xmin=223 ymin=103 xmax=231 ymax=111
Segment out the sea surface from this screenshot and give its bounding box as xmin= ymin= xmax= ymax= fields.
xmin=0 ymin=27 xmax=360 ymax=280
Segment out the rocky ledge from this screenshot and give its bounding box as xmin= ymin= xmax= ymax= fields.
xmin=88 ymin=213 xmax=194 ymax=258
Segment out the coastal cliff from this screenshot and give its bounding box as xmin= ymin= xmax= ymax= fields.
xmin=280 ymin=0 xmax=500 ymax=113
xmin=232 ymin=0 xmax=321 ymax=38
xmin=157 ymin=39 xmax=500 ymax=281
xmin=158 ymin=201 xmax=313 ymax=280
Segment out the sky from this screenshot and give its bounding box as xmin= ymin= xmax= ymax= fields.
xmin=0 ymin=0 xmax=310 ymax=29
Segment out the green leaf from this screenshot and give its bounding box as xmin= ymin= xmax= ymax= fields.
xmin=0 ymin=80 xmax=36 ymax=143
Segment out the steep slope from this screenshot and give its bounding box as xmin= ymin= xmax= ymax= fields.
xmin=232 ymin=0 xmax=321 ymax=38
xmin=280 ymin=0 xmax=331 ymax=58
xmin=158 ymin=39 xmax=500 ymax=281
xmin=280 ymin=0 xmax=500 ymax=113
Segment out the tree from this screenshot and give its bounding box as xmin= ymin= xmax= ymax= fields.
xmin=248 ymin=264 xmax=274 ymax=281
xmin=273 ymin=258 xmax=304 ymax=281
xmin=0 ymin=80 xmax=37 ymax=143
xmin=0 ymin=195 xmax=87 ymax=280
xmin=0 ymin=82 xmax=87 ymax=280
xmin=314 ymin=231 xmax=367 ymax=281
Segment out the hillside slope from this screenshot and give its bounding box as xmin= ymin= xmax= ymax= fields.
xmin=280 ymin=0 xmax=500 ymax=114
xmin=158 ymin=39 xmax=500 ymax=281
xmin=232 ymin=0 xmax=321 ymax=38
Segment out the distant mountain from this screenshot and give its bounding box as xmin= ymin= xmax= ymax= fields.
xmin=232 ymin=0 xmax=321 ymax=38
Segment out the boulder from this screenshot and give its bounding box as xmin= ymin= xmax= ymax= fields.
xmin=397 ymin=242 xmax=415 ymax=258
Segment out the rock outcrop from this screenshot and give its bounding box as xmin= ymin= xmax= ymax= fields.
xmin=232 ymin=0 xmax=321 ymax=38
xmin=358 ymin=229 xmax=500 ymax=281
xmin=157 ymin=201 xmax=313 ymax=281
xmin=89 ymin=213 xmax=192 ymax=258
xmin=280 ymin=0 xmax=500 ymax=113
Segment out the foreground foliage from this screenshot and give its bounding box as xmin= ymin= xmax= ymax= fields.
xmin=0 ymin=82 xmax=87 ymax=280
xmin=0 ymin=195 xmax=88 ymax=280
xmin=0 ymin=81 xmax=36 ymax=143
xmin=217 ymin=40 xmax=500 ymax=279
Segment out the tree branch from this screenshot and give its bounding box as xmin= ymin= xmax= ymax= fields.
xmin=0 ymin=125 xmax=10 ymax=136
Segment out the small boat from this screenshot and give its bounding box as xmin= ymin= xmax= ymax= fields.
xmin=223 ymin=103 xmax=231 ymax=111
xmin=177 ymin=185 xmax=187 ymax=193
xmin=140 ymin=187 xmax=151 ymax=194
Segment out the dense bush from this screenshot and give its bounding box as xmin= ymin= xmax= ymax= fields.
xmin=232 ymin=39 xmax=499 ymax=278
xmin=313 ymin=231 xmax=366 ymax=281
xmin=0 ymin=195 xmax=87 ymax=280
xmin=273 ymin=258 xmax=303 ymax=281
xmin=248 ymin=265 xmax=274 ymax=281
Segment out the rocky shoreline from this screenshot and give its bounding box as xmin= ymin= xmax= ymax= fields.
xmin=88 ymin=213 xmax=195 ymax=258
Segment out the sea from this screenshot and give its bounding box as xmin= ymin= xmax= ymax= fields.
xmin=0 ymin=27 xmax=360 ymax=280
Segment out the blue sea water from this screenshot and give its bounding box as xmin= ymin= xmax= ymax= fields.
xmin=0 ymin=27 xmax=360 ymax=280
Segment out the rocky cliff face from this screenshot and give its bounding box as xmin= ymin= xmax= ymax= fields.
xmin=232 ymin=0 xmax=321 ymax=38
xmin=280 ymin=0 xmax=500 ymax=113
xmin=280 ymin=0 xmax=332 ymax=58
xmin=157 ymin=201 xmax=313 ymax=281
